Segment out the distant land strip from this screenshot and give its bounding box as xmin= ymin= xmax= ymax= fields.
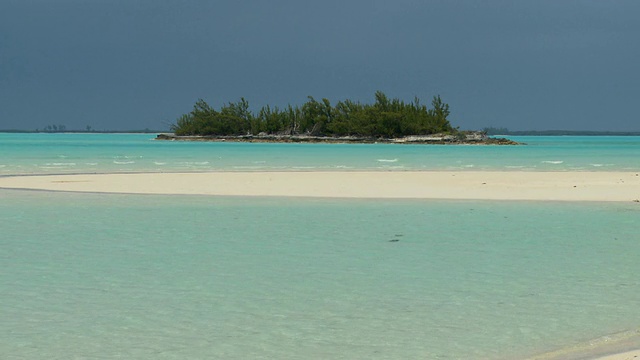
xmin=483 ymin=127 xmax=640 ymax=136
xmin=0 ymin=129 xmax=166 ymax=134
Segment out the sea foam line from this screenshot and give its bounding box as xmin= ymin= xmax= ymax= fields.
xmin=179 ymin=161 xmax=210 ymax=165
xmin=44 ymin=162 xmax=76 ymax=166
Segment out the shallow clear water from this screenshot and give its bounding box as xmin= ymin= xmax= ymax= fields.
xmin=2 ymin=190 xmax=639 ymax=359
xmin=2 ymin=134 xmax=639 ymax=359
xmin=1 ymin=133 xmax=639 ymax=174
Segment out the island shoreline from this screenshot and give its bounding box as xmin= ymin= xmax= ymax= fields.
xmin=155 ymin=132 xmax=521 ymax=145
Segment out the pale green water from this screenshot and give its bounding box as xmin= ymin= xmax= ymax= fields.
xmin=2 ymin=190 xmax=639 ymax=359
xmin=2 ymin=134 xmax=639 ymax=359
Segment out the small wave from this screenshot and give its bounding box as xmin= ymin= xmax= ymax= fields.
xmin=44 ymin=162 xmax=76 ymax=166
xmin=114 ymin=155 xmax=143 ymax=159
xmin=85 ymin=163 xmax=98 ymax=166
xmin=542 ymin=160 xmax=564 ymax=164
xmin=292 ymin=166 xmax=317 ymax=169
xmin=462 ymin=165 xmax=475 ymax=168
xmin=505 ymin=165 xmax=526 ymax=169
xmin=590 ymin=163 xmax=613 ymax=167
xmin=57 ymin=155 xmax=68 ymax=158
xmin=113 ymin=161 xmax=135 ymax=164
xmin=154 ymin=162 xmax=167 ymax=165
xmin=335 ymin=165 xmax=353 ymax=169
xmin=232 ymin=166 xmax=264 ymax=169
xmin=377 ymin=158 xmax=399 ymax=163
xmin=0 ymin=165 xmax=6 ymax=168
xmin=182 ymin=161 xmax=210 ymax=165
xmin=252 ymin=161 xmax=267 ymax=164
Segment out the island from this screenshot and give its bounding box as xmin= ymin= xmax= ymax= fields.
xmin=158 ymin=92 xmax=519 ymax=145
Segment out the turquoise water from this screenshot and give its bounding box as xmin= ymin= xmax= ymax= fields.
xmin=2 ymin=134 xmax=640 ymax=359
xmin=1 ymin=133 xmax=639 ymax=174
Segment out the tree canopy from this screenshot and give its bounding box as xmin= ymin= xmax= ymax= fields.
xmin=171 ymin=91 xmax=455 ymax=138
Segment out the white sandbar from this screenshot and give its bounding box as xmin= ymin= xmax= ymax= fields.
xmin=594 ymin=349 xmax=640 ymax=360
xmin=1 ymin=171 xmax=639 ymax=201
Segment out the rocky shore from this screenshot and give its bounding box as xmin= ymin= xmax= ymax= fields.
xmin=155 ymin=132 xmax=520 ymax=145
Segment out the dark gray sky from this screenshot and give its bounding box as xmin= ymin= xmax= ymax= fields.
xmin=1 ymin=0 xmax=639 ymax=131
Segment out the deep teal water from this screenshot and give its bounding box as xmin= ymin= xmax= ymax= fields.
xmin=1 ymin=134 xmax=639 ymax=359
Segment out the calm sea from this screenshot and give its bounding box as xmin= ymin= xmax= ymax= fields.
xmin=1 ymin=133 xmax=639 ymax=174
xmin=1 ymin=133 xmax=639 ymax=359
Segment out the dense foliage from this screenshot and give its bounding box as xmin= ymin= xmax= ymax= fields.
xmin=171 ymin=91 xmax=455 ymax=137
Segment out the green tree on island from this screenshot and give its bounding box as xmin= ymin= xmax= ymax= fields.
xmin=171 ymin=91 xmax=455 ymax=138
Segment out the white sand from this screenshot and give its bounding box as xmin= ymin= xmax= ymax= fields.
xmin=595 ymin=349 xmax=640 ymax=360
xmin=1 ymin=171 xmax=639 ymax=201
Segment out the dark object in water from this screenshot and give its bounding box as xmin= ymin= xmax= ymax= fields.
xmin=389 ymin=239 xmax=400 ymax=242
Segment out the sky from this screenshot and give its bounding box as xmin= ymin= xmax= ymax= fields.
xmin=1 ymin=0 xmax=639 ymax=131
